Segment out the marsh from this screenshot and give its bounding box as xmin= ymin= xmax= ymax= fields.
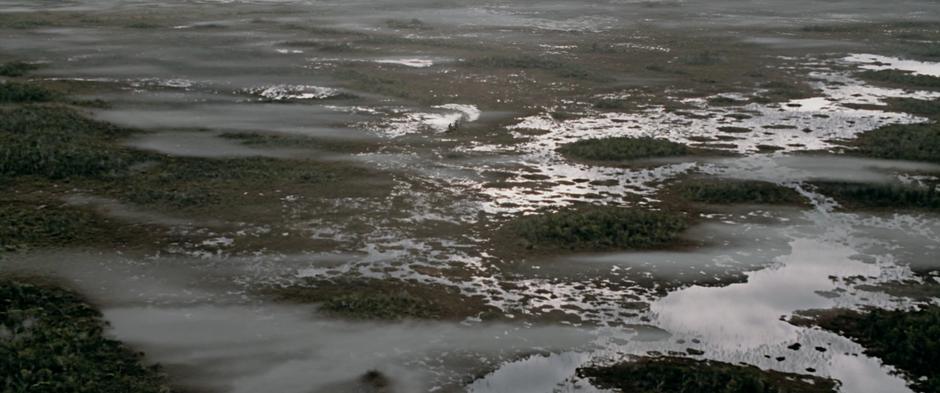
xmin=2 ymin=0 xmax=940 ymax=392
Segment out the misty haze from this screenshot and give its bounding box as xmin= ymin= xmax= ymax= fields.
xmin=2 ymin=1 xmax=939 ymax=393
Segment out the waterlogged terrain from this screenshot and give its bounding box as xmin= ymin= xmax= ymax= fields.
xmin=2 ymin=0 xmax=940 ymax=392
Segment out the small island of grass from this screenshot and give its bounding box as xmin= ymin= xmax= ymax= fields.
xmin=559 ymin=136 xmax=715 ymax=164
xmin=792 ymin=306 xmax=940 ymax=393
xmin=501 ymin=206 xmax=689 ymax=252
xmin=577 ymin=356 xmax=837 ymax=393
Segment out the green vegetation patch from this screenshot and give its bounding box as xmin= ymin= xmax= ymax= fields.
xmin=672 ymin=179 xmax=808 ymax=206
xmin=503 ymin=206 xmax=688 ymax=251
xmin=0 ymin=81 xmax=56 ymax=103
xmin=111 ymin=156 xmax=354 ymax=210
xmin=577 ymin=356 xmax=836 ymax=393
xmin=0 ymin=61 xmax=40 ymax=77
xmin=793 ymin=307 xmax=940 ymax=393
xmin=858 ymin=69 xmax=940 ymax=90
xmin=884 ymin=98 xmax=940 ymax=118
xmin=558 ymin=137 xmax=699 ymax=164
xmin=848 ymin=122 xmax=940 ymax=163
xmin=0 ymin=106 xmax=143 ymax=179
xmin=267 ymin=279 xmax=498 ymax=320
xmin=812 ymin=181 xmax=940 ymax=211
xmin=1 ymin=280 xmax=174 ymax=393
xmin=0 ymin=202 xmax=114 ymax=251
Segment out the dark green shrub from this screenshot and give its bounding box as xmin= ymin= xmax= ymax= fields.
xmin=0 ymin=281 xmax=173 ymax=393
xmin=577 ymin=357 xmax=837 ymax=393
xmin=505 ymin=206 xmax=688 ymax=251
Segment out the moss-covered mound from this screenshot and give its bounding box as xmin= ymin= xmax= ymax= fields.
xmin=858 ymin=69 xmax=940 ymax=90
xmin=672 ymin=179 xmax=808 ymax=206
xmin=0 ymin=280 xmax=174 ymax=393
xmin=793 ymin=307 xmax=940 ymax=393
xmin=266 ymin=279 xmax=499 ymax=321
xmin=812 ymin=181 xmax=940 ymax=211
xmin=558 ymin=137 xmax=697 ymax=164
xmin=503 ymin=206 xmax=688 ymax=251
xmin=848 ymin=122 xmax=940 ymax=163
xmin=577 ymin=357 xmax=837 ymax=393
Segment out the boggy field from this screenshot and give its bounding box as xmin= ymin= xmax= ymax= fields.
xmin=2 ymin=1 xmax=940 ymax=392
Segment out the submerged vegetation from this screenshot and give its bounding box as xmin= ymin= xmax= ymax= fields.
xmin=670 ymin=179 xmax=808 ymax=206
xmin=558 ymin=137 xmax=696 ymax=164
xmin=503 ymin=206 xmax=689 ymax=251
xmin=812 ymin=181 xmax=940 ymax=211
xmin=793 ymin=307 xmax=940 ymax=393
xmin=577 ymin=357 xmax=837 ymax=393
xmin=0 ymin=280 xmax=174 ymax=393
xmin=847 ymin=122 xmax=940 ymax=163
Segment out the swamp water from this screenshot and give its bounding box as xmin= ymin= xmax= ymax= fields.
xmin=2 ymin=0 xmax=940 ymax=392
